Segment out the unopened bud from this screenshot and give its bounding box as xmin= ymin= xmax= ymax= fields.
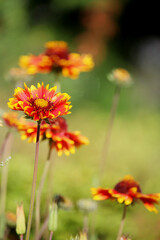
xmin=48 ymin=203 xmax=58 ymax=232
xmin=16 ymin=204 xmax=26 ymax=235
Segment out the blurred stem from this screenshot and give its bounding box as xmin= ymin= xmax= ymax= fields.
xmin=99 ymin=85 xmax=121 ymax=178
xmin=25 ymin=122 xmax=41 ymax=240
xmin=35 ymin=144 xmax=52 ymax=240
xmin=20 ymin=235 xmax=23 ymax=240
xmin=83 ymin=213 xmax=89 ymax=235
xmin=0 ymin=131 xmax=13 ymax=240
xmin=116 ymin=205 xmax=127 ymax=240
xmin=54 ymin=74 xmax=61 ymax=92
xmin=37 ymin=216 xmax=48 ymax=240
xmin=49 ymin=231 xmax=53 ymax=240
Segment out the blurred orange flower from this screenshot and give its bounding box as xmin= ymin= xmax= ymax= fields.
xmin=8 ymin=82 xmax=71 ymax=121
xmin=19 ymin=41 xmax=94 ymax=79
xmin=91 ymin=175 xmax=160 ymax=213
xmin=19 ymin=55 xmax=52 ymax=75
xmin=2 ymin=112 xmax=22 ymax=129
xmin=18 ymin=117 xmax=89 ymax=156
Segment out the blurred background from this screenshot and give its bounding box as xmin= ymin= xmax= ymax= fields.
xmin=0 ymin=0 xmax=160 ymax=239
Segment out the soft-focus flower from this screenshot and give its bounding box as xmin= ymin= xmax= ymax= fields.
xmin=17 ymin=117 xmax=89 ymax=155
xmin=8 ymin=82 xmax=72 ymax=121
xmin=6 ymin=212 xmax=16 ymax=227
xmin=0 ymin=120 xmax=3 ymax=127
xmin=19 ymin=55 xmax=53 ymax=75
xmin=62 ymin=53 xmax=94 ymax=79
xmin=6 ymin=68 xmax=32 ymax=83
xmin=91 ymin=175 xmax=160 ymax=213
xmin=19 ymin=41 xmax=94 ymax=79
xmin=45 ymin=41 xmax=69 ymax=62
xmin=108 ymin=68 xmax=132 ymax=86
xmin=77 ymin=199 xmax=97 ymax=213
xmin=2 ymin=112 xmax=21 ymax=129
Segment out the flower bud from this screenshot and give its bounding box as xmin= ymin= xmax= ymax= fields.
xmin=48 ymin=203 xmax=58 ymax=232
xmin=16 ymin=204 xmax=26 ymax=235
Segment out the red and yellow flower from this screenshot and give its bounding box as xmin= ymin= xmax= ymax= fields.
xmin=17 ymin=117 xmax=89 ymax=155
xmin=62 ymin=53 xmax=94 ymax=79
xmin=2 ymin=112 xmax=22 ymax=129
xmin=19 ymin=55 xmax=52 ymax=75
xmin=8 ymin=82 xmax=72 ymax=121
xmin=91 ymin=175 xmax=160 ymax=213
xmin=19 ymin=41 xmax=94 ymax=79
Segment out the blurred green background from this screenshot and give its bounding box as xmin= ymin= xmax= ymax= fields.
xmin=0 ymin=0 xmax=160 ymax=239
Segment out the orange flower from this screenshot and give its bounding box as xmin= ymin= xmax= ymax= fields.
xmin=91 ymin=175 xmax=160 ymax=213
xmin=62 ymin=53 xmax=94 ymax=79
xmin=8 ymin=82 xmax=72 ymax=121
xmin=45 ymin=41 xmax=69 ymax=62
xmin=19 ymin=54 xmax=53 ymax=75
xmin=19 ymin=41 xmax=94 ymax=79
xmin=17 ymin=117 xmax=89 ymax=156
xmin=45 ymin=118 xmax=89 ymax=156
xmin=2 ymin=112 xmax=22 ymax=129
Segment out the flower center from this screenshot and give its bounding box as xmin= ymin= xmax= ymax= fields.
xmin=114 ymin=179 xmax=141 ymax=194
xmin=34 ymin=99 xmax=48 ymax=108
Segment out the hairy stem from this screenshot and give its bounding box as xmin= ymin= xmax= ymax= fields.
xmin=116 ymin=205 xmax=127 ymax=240
xmin=99 ymin=85 xmax=121 ymax=178
xmin=35 ymin=145 xmax=52 ymax=240
xmin=25 ymin=122 xmax=41 ymax=240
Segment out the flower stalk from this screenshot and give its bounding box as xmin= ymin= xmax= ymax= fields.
xmin=0 ymin=131 xmax=13 ymax=240
xmin=116 ymin=205 xmax=127 ymax=240
xmin=35 ymin=144 xmax=52 ymax=240
xmin=25 ymin=121 xmax=41 ymax=240
xmin=99 ymin=85 xmax=121 ymax=178
xmin=49 ymin=231 xmax=53 ymax=240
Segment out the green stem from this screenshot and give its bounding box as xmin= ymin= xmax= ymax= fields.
xmin=0 ymin=131 xmax=13 ymax=240
xmin=99 ymin=85 xmax=121 ymax=178
xmin=25 ymin=122 xmax=41 ymax=240
xmin=35 ymin=145 xmax=52 ymax=240
xmin=54 ymin=74 xmax=61 ymax=92
xmin=83 ymin=213 xmax=89 ymax=235
xmin=116 ymin=205 xmax=127 ymax=240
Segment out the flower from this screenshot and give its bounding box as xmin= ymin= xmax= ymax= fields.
xmin=91 ymin=175 xmax=160 ymax=213
xmin=8 ymin=82 xmax=72 ymax=121
xmin=19 ymin=55 xmax=53 ymax=75
xmin=17 ymin=117 xmax=89 ymax=155
xmin=108 ymin=68 xmax=132 ymax=86
xmin=19 ymin=41 xmax=94 ymax=79
xmin=2 ymin=112 xmax=21 ymax=129
xmin=45 ymin=41 xmax=69 ymax=61
xmin=77 ymin=199 xmax=97 ymax=213
xmin=62 ymin=53 xmax=94 ymax=79
xmin=6 ymin=68 xmax=32 ymax=83
xmin=45 ymin=118 xmax=89 ymax=156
